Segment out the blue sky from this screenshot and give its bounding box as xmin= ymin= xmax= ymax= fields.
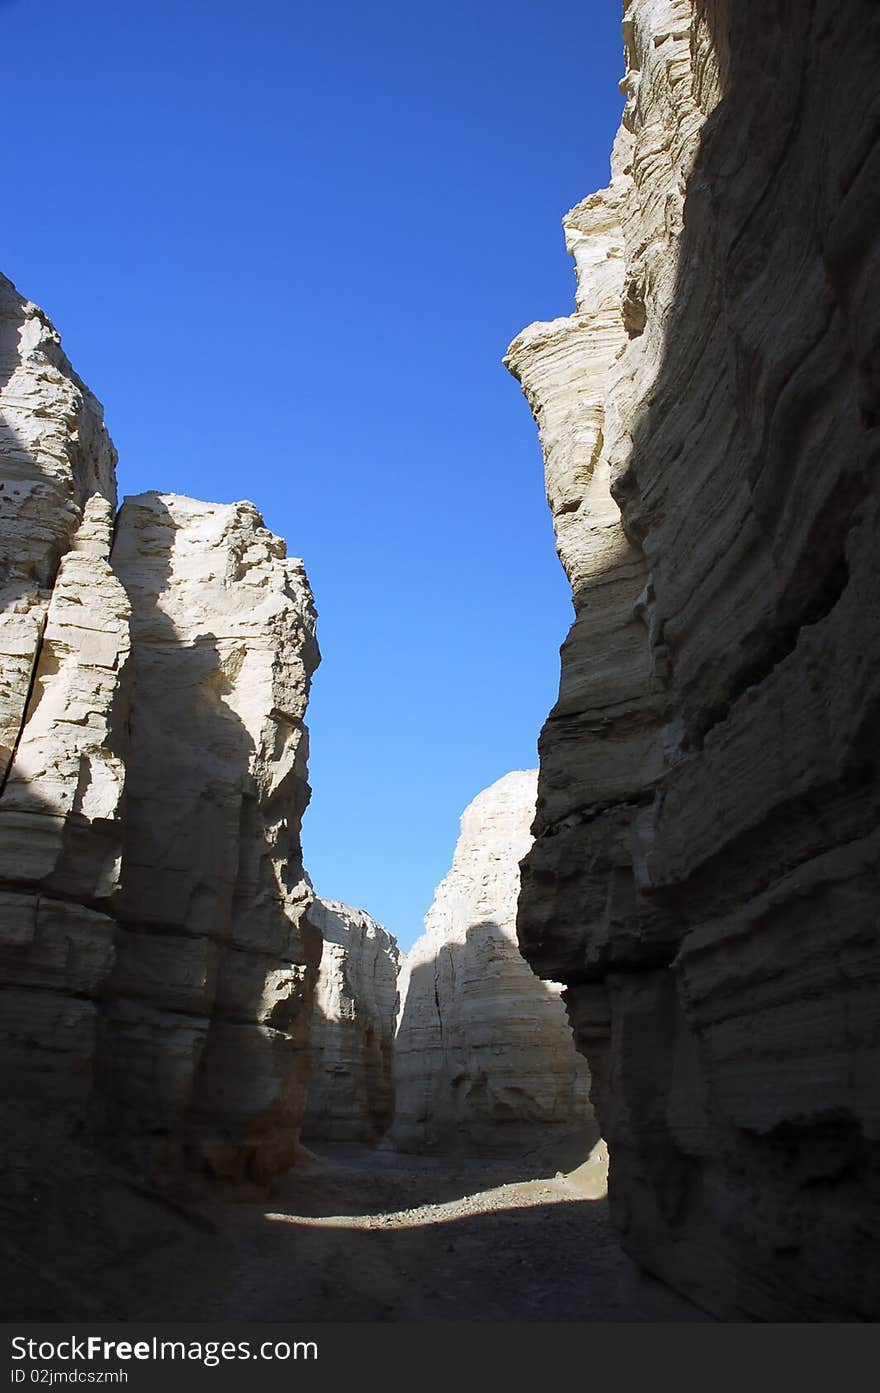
xmin=4 ymin=0 xmax=623 ymax=949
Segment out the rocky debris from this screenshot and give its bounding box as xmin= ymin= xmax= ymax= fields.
xmin=389 ymin=770 xmax=592 ymax=1153
xmin=302 ymin=899 xmax=399 ymax=1143
xmin=507 ymin=0 xmax=880 ymax=1321
xmin=0 ymin=275 xmax=321 ymax=1186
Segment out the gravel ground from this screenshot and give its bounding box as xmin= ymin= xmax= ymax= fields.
xmin=213 ymin=1141 xmax=710 ymax=1322
xmin=1 ymin=1124 xmax=709 ymax=1322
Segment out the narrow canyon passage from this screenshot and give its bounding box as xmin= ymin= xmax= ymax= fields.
xmin=1 ymin=1130 xmax=707 ymax=1322
xmin=3 ymin=0 xmax=879 ymax=1327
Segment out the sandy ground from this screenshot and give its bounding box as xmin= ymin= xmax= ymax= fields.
xmin=0 ymin=1124 xmax=708 ymax=1322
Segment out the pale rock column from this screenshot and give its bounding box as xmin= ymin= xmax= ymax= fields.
xmin=389 ymin=770 xmax=592 ymax=1153
xmin=303 ymin=899 xmax=399 ymax=1143
xmin=106 ymin=492 xmax=322 ymax=1182
xmin=0 ymin=272 xmax=123 ymax=1117
xmin=0 ymin=274 xmax=116 ymax=781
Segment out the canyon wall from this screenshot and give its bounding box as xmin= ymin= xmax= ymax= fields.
xmin=0 ymin=275 xmax=125 ymax=1125
xmin=303 ymin=899 xmax=399 ymax=1144
xmin=389 ymin=770 xmax=592 ymax=1153
xmin=107 ymin=493 xmax=321 ymax=1182
xmin=0 ymin=275 xmax=321 ymax=1185
xmin=506 ymin=0 xmax=880 ymax=1320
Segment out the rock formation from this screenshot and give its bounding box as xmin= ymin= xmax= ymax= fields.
xmin=0 ymin=275 xmax=118 ymax=785
xmin=303 ymin=899 xmax=399 ymax=1143
xmin=506 ymin=0 xmax=880 ymax=1321
xmin=0 ymin=274 xmax=321 ymax=1185
xmin=107 ymin=492 xmax=321 ymax=1182
xmin=389 ymin=770 xmax=592 ymax=1153
xmin=0 ymin=275 xmax=125 ymax=1123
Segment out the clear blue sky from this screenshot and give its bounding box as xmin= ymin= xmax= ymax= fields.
xmin=3 ymin=0 xmax=623 ymax=949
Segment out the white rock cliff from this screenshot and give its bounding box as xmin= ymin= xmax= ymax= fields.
xmin=0 ymin=275 xmax=321 ymax=1185
xmin=390 ymin=771 xmax=592 ymax=1153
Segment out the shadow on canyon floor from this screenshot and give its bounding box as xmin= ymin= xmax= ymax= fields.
xmin=0 ymin=1124 xmax=709 ymax=1322
xmin=284 ymin=1128 xmax=605 ymax=1215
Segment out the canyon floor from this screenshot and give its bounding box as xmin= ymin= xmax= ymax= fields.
xmin=2 ymin=1120 xmax=708 ymax=1322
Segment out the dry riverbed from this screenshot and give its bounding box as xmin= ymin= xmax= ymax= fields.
xmin=1 ymin=1125 xmax=707 ymax=1321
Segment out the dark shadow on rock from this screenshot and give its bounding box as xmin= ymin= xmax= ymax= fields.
xmin=515 ymin=0 xmax=880 ymax=1322
xmin=301 ymin=902 xmax=397 ymax=1147
xmin=386 ymin=918 xmax=598 ymax=1175
xmin=104 ymin=493 xmax=319 ymax=1186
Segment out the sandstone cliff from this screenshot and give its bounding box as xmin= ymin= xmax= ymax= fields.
xmin=0 ymin=275 xmax=321 ymax=1185
xmin=507 ymin=0 xmax=880 ymax=1321
xmin=389 ymin=771 xmax=592 ymax=1153
xmin=0 ymin=276 xmax=127 ymax=1124
xmin=303 ymin=899 xmax=399 ymax=1143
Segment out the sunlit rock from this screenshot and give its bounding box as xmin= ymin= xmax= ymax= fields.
xmin=389 ymin=770 xmax=592 ymax=1153
xmin=0 ymin=275 xmax=322 ymax=1186
xmin=107 ymin=491 xmax=321 ymax=1181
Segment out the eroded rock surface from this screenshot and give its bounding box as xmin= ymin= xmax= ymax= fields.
xmin=0 ymin=275 xmax=117 ymax=783
xmin=507 ymin=0 xmax=880 ymax=1321
xmin=390 ymin=771 xmax=592 ymax=1153
xmin=303 ymin=899 xmax=399 ymax=1143
xmin=107 ymin=492 xmax=321 ymax=1181
xmin=0 ymin=278 xmax=124 ymax=1122
xmin=0 ymin=276 xmax=321 ymax=1186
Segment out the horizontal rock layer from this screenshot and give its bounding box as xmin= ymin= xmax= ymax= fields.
xmin=389 ymin=771 xmax=592 ymax=1153
xmin=303 ymin=899 xmax=399 ymax=1143
xmin=0 ymin=276 xmax=321 ymax=1185
xmin=507 ymin=0 xmax=880 ymax=1320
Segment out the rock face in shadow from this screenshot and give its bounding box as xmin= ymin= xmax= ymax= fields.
xmin=506 ymin=0 xmax=880 ymax=1320
xmin=0 ymin=275 xmax=321 ymax=1185
xmin=389 ymin=771 xmax=592 ymax=1153
xmin=107 ymin=492 xmax=321 ymax=1182
xmin=303 ymin=899 xmax=399 ymax=1143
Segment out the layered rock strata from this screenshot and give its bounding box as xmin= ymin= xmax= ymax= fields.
xmin=0 ymin=275 xmax=321 ymax=1184
xmin=0 ymin=275 xmax=117 ymax=783
xmin=303 ymin=899 xmax=399 ymax=1143
xmin=390 ymin=770 xmax=592 ymax=1153
xmin=0 ymin=277 xmax=126 ymax=1119
xmin=506 ymin=0 xmax=880 ymax=1320
xmin=106 ymin=493 xmax=321 ymax=1181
